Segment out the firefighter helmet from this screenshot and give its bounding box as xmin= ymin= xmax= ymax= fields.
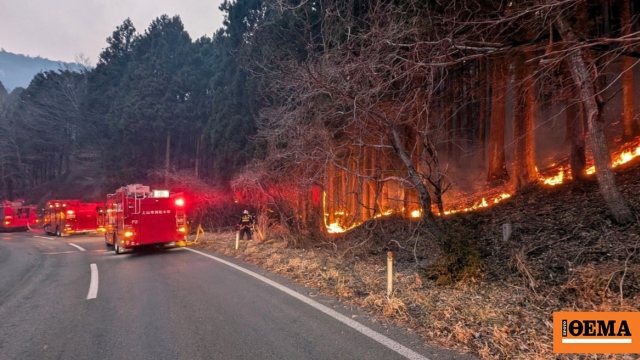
xmin=243 ymin=210 xmax=249 ymax=214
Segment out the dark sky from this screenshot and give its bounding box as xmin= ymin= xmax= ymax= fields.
xmin=0 ymin=0 xmax=225 ymax=64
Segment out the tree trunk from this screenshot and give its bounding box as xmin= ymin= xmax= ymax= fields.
xmin=388 ymin=124 xmax=442 ymax=238
xmin=326 ymin=161 xmax=335 ymax=224
xmin=348 ymin=158 xmax=357 ymax=220
xmin=566 ymin=83 xmax=587 ymax=183
xmin=621 ymin=0 xmax=639 ymax=140
xmin=445 ymin=100 xmax=453 ymax=161
xmin=555 ymin=18 xmax=632 ymax=224
xmin=512 ymin=53 xmax=538 ymax=190
xmin=356 ymin=145 xmax=364 ymax=222
xmin=478 ymin=59 xmax=488 ymax=170
xmin=487 ymin=57 xmax=510 ymax=186
xmin=165 ymin=131 xmax=171 ymax=187
xmin=195 ymin=134 xmax=201 ymax=178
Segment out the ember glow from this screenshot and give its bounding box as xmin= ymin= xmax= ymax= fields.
xmin=323 ymin=191 xmax=513 ymax=233
xmin=540 ymin=167 xmax=567 ymax=186
xmin=323 ymin=192 xmax=359 ymax=233
xmin=442 ymin=193 xmax=510 ymax=216
xmin=541 ymin=141 xmax=640 ymax=185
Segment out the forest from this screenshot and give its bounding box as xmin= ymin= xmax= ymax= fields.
xmin=0 ymin=0 xmax=639 ymax=236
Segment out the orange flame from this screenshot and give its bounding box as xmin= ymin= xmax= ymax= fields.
xmin=541 ymin=141 xmax=640 ymax=185
xmin=541 ymin=167 xmax=566 ymax=185
xmin=442 ymin=194 xmax=510 ymax=216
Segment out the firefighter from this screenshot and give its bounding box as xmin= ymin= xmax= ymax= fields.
xmin=238 ymin=210 xmax=255 ymax=240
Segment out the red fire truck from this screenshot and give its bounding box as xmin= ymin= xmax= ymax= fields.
xmin=0 ymin=200 xmax=38 ymax=232
xmin=43 ymin=200 xmax=104 ymax=236
xmin=104 ymin=184 xmax=187 ymax=254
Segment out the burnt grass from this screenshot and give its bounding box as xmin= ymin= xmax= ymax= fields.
xmin=195 ymin=159 xmax=640 ymax=360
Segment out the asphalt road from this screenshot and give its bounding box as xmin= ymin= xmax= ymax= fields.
xmin=0 ymin=231 xmax=476 ymax=360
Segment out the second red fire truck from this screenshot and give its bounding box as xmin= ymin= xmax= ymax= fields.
xmin=43 ymin=200 xmax=104 ymax=236
xmin=104 ymin=184 xmax=187 ymax=254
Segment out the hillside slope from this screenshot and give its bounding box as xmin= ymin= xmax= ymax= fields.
xmin=194 ymin=158 xmax=640 ymax=359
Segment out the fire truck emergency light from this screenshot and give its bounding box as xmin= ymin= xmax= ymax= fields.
xmin=175 ymin=198 xmax=185 ymax=207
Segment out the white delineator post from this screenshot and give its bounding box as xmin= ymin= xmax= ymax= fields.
xmin=503 ymin=223 xmax=512 ymax=242
xmin=387 ymin=252 xmax=393 ymax=297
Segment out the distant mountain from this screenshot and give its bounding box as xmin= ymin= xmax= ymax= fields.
xmin=0 ymin=49 xmax=85 ymax=92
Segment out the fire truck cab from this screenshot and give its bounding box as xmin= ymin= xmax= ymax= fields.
xmin=0 ymin=200 xmax=38 ymax=232
xmin=104 ymin=184 xmax=186 ymax=254
xmin=44 ymin=199 xmax=104 ymax=236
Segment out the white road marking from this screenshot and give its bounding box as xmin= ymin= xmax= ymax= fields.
xmin=34 ymin=236 xmax=50 ymax=240
xmin=68 ymin=243 xmax=86 ymax=251
xmin=87 ymin=264 xmax=98 ymax=300
xmin=185 ymin=248 xmax=430 ymax=360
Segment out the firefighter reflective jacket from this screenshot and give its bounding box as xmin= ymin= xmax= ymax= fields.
xmin=240 ymin=213 xmax=254 ymax=226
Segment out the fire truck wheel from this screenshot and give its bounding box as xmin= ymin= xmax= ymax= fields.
xmin=114 ymin=242 xmax=122 ymax=255
xmin=105 ymin=234 xmax=112 ymax=247
xmin=55 ymin=227 xmax=61 ymax=237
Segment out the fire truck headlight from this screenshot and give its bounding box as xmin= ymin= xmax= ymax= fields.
xmin=124 ymin=231 xmax=134 ymax=237
xmin=175 ymin=198 xmax=185 ymax=207
xmin=178 ymin=227 xmax=186 ymax=233
xmin=66 ymin=210 xmax=74 ymax=215
xmin=4 ymin=221 xmax=9 ymax=225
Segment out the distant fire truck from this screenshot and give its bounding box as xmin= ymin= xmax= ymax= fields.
xmin=44 ymin=200 xmax=104 ymax=236
xmin=104 ymin=184 xmax=187 ymax=254
xmin=0 ymin=200 xmax=38 ymax=232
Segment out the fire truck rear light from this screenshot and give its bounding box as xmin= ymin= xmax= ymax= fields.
xmin=66 ymin=210 xmax=74 ymax=215
xmin=175 ymin=198 xmax=184 ymax=207
xmin=124 ymin=231 xmax=134 ymax=237
xmin=178 ymin=227 xmax=186 ymax=233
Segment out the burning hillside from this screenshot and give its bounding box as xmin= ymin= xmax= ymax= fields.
xmin=324 ymin=137 xmax=640 ymax=233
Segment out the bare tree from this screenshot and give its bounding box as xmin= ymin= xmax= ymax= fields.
xmin=554 ymin=12 xmax=633 ymax=224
